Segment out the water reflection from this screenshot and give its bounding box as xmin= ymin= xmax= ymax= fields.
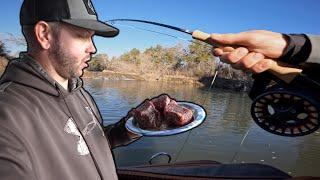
xmin=84 ymin=79 xmax=320 ymax=177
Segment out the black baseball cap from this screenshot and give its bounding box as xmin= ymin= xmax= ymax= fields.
xmin=20 ymin=0 xmax=119 ymax=37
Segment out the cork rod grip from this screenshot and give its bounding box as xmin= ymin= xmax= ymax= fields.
xmin=192 ymin=30 xmax=302 ymax=83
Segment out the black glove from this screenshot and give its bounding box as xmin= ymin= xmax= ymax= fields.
xmin=104 ymin=108 xmax=142 ymax=149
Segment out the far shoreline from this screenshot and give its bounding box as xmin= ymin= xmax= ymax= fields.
xmin=0 ymin=68 xmax=252 ymax=92
xmin=82 ymin=70 xmax=253 ymax=92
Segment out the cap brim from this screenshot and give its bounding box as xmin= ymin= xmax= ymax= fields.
xmin=61 ymin=19 xmax=119 ymax=37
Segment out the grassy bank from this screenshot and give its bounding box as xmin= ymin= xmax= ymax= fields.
xmin=83 ymin=70 xmax=202 ymax=85
xmin=86 ymin=42 xmax=253 ymax=91
xmin=83 ymin=69 xmax=253 ymax=92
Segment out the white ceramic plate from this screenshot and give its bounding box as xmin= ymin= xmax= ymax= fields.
xmin=125 ymin=101 xmax=206 ymax=136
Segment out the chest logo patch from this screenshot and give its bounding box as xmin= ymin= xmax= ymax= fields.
xmin=64 ymin=118 xmax=90 ymax=156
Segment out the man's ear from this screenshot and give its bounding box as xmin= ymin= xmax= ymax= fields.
xmin=34 ymin=21 xmax=54 ymax=50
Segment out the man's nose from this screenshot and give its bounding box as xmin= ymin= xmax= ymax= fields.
xmin=87 ymin=38 xmax=97 ymax=54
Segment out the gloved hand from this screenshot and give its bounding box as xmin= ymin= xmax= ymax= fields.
xmin=104 ymin=108 xmax=142 ymax=149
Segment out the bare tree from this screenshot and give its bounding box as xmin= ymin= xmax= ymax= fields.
xmin=1 ymin=33 xmax=26 ymax=47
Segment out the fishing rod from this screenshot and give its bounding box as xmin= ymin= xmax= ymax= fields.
xmin=108 ymin=19 xmax=194 ymax=36
xmin=106 ymin=19 xmax=302 ymax=83
xmin=107 ymin=19 xmax=221 ymax=49
xmin=107 ymin=19 xmax=320 ymax=137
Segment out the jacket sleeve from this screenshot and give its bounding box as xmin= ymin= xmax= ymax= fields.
xmin=104 ymin=115 xmax=142 ymax=149
xmin=0 ymin=126 xmax=35 ymax=180
xmin=306 ymin=35 xmax=320 ymax=64
xmin=280 ymin=34 xmax=320 ymax=65
xmin=80 ymin=88 xmax=141 ymax=149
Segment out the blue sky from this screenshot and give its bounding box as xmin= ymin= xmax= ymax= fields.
xmin=0 ymin=0 xmax=319 ymax=58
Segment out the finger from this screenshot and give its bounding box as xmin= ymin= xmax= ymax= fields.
xmin=223 ymin=47 xmax=235 ymax=52
xmin=212 ymin=48 xmax=224 ymax=56
xmin=210 ymin=33 xmax=250 ymax=46
xmin=251 ymin=58 xmax=274 ymax=73
xmin=233 ymin=52 xmax=265 ymax=70
xmin=215 ymin=51 xmax=234 ymax=64
xmin=212 ymin=46 xmax=235 ymax=57
xmin=222 ymin=47 xmax=249 ymax=64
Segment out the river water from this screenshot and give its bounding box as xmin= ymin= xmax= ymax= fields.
xmin=84 ymin=78 xmax=320 ymax=177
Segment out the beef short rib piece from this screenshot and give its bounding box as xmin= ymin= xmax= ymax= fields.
xmin=132 ymin=94 xmax=194 ymax=130
xmin=151 ymin=94 xmax=171 ymax=112
xmin=133 ymin=100 xmax=162 ymax=129
xmin=164 ymin=100 xmax=193 ymax=127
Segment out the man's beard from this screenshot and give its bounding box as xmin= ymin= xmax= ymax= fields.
xmin=49 ymin=39 xmax=82 ymax=79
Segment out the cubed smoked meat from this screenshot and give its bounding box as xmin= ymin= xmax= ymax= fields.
xmin=151 ymin=94 xmax=171 ymax=111
xmin=133 ymin=100 xmax=162 ymax=129
xmin=164 ymin=100 xmax=193 ymax=126
xmin=133 ymin=95 xmax=194 ymax=130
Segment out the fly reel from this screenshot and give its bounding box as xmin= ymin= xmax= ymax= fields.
xmin=249 ymin=70 xmax=320 ymax=137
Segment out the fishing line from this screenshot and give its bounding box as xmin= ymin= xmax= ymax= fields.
xmin=173 ymin=123 xmax=192 ymax=162
xmin=209 ymin=61 xmax=221 ymax=89
xmin=108 ymin=22 xmax=212 ymax=48
xmin=110 ymin=23 xmax=193 ymax=43
xmin=174 ymin=59 xmax=221 ymax=162
xmin=230 ymin=128 xmax=250 ymax=163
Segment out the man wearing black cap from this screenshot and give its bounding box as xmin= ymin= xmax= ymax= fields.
xmin=0 ymin=0 xmax=140 ymax=179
